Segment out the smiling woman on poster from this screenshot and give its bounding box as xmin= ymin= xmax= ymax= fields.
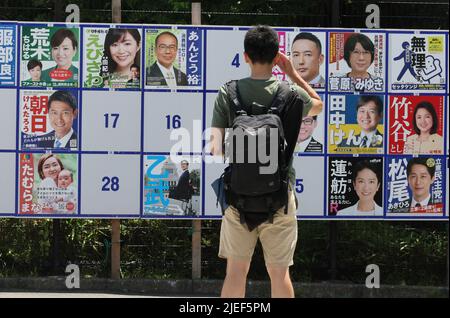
xmin=35 ymin=153 xmax=64 ymax=212
xmin=338 ymin=160 xmax=383 ymax=216
xmin=100 ymin=28 xmax=141 ymax=88
xmin=403 ymin=101 xmax=443 ymax=154
xmin=41 ymin=28 xmax=78 ymax=84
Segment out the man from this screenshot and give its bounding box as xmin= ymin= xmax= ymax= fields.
xmin=175 ymin=160 xmax=191 ymax=200
xmin=338 ymin=95 xmax=383 ymax=148
xmin=210 ymin=25 xmax=322 ymax=298
xmin=36 ymin=90 xmax=78 ymax=149
xmin=146 ymin=31 xmax=188 ymax=87
xmin=128 ymin=64 xmax=140 ymax=83
xmin=406 ymin=157 xmax=437 ymax=211
xmin=295 ymin=115 xmax=323 ymax=152
xmin=290 ymin=32 xmax=325 ymax=87
xmin=169 ymin=160 xmax=192 ymax=201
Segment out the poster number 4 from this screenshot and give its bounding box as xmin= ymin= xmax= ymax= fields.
xmin=231 ymin=53 xmax=240 ymax=68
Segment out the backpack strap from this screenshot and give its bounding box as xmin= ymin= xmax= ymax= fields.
xmin=268 ymin=81 xmax=292 ymax=114
xmin=225 ymin=80 xmax=249 ymax=116
xmin=272 ymin=81 xmax=304 ymax=166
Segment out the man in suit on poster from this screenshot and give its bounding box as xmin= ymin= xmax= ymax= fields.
xmin=146 ymin=31 xmax=188 ymax=87
xmin=295 ymin=115 xmax=323 ymax=152
xmin=338 ymin=95 xmax=383 ymax=149
xmin=36 ymin=90 xmax=78 ymax=150
xmin=405 ymin=157 xmax=437 ymax=212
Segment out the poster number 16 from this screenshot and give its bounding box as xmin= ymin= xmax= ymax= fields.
xmin=231 ymin=53 xmax=240 ymax=68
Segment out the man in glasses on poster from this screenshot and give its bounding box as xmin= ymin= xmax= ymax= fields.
xmin=146 ymin=31 xmax=188 ymax=87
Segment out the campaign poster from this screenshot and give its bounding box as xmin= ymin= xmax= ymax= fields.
xmin=328 ymin=94 xmax=384 ymax=154
xmin=143 ymin=155 xmax=202 ymax=217
xmin=20 ymin=90 xmax=78 ymax=150
xmin=328 ymin=32 xmax=385 ymax=93
xmin=0 ymin=24 xmax=16 ymax=86
xmin=20 ymin=25 xmax=80 ymax=88
xmin=294 ymin=92 xmax=325 ymax=153
xmin=386 ymin=156 xmax=444 ymax=216
xmin=388 ymin=95 xmax=444 ymax=155
xmin=145 ymin=27 xmax=202 ymax=89
xmin=283 ymin=30 xmax=326 ymax=90
xmin=328 ymin=156 xmax=383 ymax=217
xmin=83 ymin=26 xmax=142 ymax=89
xmin=19 ymin=153 xmax=78 ymax=215
xmin=389 ymin=32 xmax=446 ymax=93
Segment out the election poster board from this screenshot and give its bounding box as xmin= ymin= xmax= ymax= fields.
xmin=328 ymin=31 xmax=385 ymax=93
xmin=0 ymin=20 xmax=447 ymax=220
xmin=389 ymin=32 xmax=446 ymax=93
xmin=20 ymin=89 xmax=79 ymax=150
xmin=83 ymin=25 xmax=142 ymax=89
xmin=20 ymin=24 xmax=80 ymax=88
xmin=327 ymin=156 xmax=384 ymax=218
xmin=0 ymin=23 xmax=16 ymax=86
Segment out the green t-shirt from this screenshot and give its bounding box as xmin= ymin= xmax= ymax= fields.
xmin=211 ymin=76 xmax=314 ymax=184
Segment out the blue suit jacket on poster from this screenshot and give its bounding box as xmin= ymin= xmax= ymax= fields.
xmin=35 ymin=130 xmax=77 ymax=149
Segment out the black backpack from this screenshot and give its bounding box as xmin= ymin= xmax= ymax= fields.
xmin=220 ymin=80 xmax=304 ymax=230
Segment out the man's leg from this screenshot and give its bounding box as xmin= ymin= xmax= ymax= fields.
xmin=266 ymin=265 xmax=294 ymax=298
xmin=221 ymin=258 xmax=251 ymax=298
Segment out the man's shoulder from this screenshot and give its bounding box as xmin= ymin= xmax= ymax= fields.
xmin=41 ymin=130 xmax=56 ymax=138
xmin=35 ymin=131 xmax=55 ymax=147
xmin=174 ymin=66 xmax=187 ymax=76
xmin=309 ymin=137 xmax=323 ymax=146
xmin=147 ymin=62 xmax=158 ymax=72
xmin=70 ymin=130 xmax=77 ymax=139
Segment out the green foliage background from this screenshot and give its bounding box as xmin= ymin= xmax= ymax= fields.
xmin=0 ymin=219 xmax=447 ymax=286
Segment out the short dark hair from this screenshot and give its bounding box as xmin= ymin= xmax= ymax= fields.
xmin=27 ymin=59 xmax=42 ymax=71
xmin=51 ymin=28 xmax=78 ymax=49
xmin=48 ymin=90 xmax=77 ymax=111
xmin=356 ymin=95 xmax=383 ymax=115
xmin=244 ymin=25 xmax=279 ymax=64
xmin=155 ymin=31 xmax=178 ymax=47
xmin=130 ymin=64 xmax=140 ymax=70
xmin=312 ymin=115 xmax=318 ymax=120
xmin=344 ymin=33 xmax=374 ymax=68
xmin=352 ymin=160 xmax=381 ymax=185
xmin=292 ymin=32 xmax=322 ymax=53
xmin=406 ymin=157 xmax=435 ymax=178
xmin=412 ymin=101 xmax=438 ymax=135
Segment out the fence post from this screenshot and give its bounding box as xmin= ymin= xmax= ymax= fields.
xmin=111 ymin=220 xmax=121 ymax=279
xmin=110 ymin=0 xmax=122 ymax=280
xmin=191 ymin=1 xmax=202 ymax=281
xmin=327 ymin=0 xmax=341 ymax=281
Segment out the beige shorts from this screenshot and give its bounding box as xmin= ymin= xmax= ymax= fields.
xmin=218 ymin=187 xmax=298 ymax=267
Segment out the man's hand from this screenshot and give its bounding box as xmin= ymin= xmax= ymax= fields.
xmin=275 ymin=52 xmax=296 ymax=79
